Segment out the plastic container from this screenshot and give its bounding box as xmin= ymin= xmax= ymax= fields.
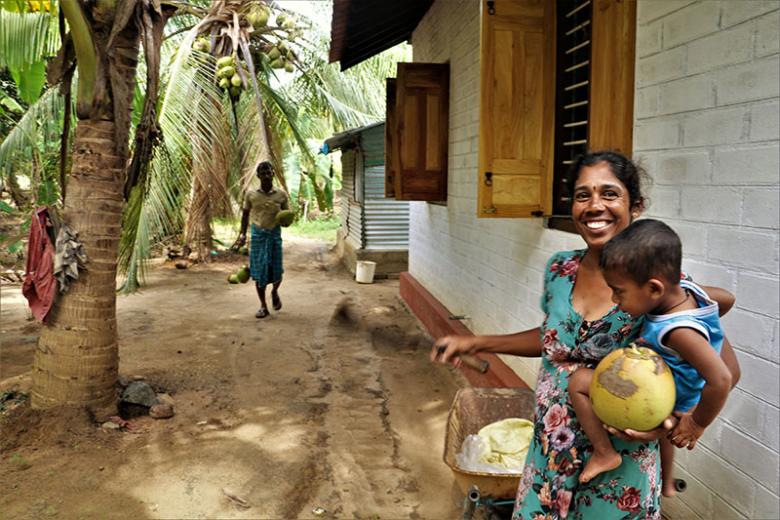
xmin=355 ymin=260 xmax=377 ymax=284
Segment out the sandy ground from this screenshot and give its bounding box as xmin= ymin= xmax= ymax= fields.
xmin=0 ymin=237 xmax=468 ymax=519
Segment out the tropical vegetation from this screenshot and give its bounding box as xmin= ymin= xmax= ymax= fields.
xmin=0 ymin=0 xmax=405 ymax=413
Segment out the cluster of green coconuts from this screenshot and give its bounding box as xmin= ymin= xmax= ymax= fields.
xmin=228 ymin=265 xmax=250 ymax=284
xmin=215 ymin=55 xmax=245 ymax=99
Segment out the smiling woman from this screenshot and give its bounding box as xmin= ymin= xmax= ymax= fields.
xmin=432 ymin=150 xmax=741 ymax=519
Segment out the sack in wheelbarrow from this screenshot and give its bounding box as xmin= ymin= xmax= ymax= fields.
xmin=444 ymin=387 xmax=535 ymax=499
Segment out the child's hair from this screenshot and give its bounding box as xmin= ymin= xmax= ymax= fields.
xmin=257 ymin=161 xmax=274 ymax=173
xmin=600 ymin=219 xmax=682 ymax=284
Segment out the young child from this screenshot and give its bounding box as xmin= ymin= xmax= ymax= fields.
xmin=569 ymin=219 xmax=733 ymax=495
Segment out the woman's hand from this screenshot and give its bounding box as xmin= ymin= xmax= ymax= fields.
xmin=430 ymin=335 xmax=479 ymax=364
xmin=604 ymin=415 xmax=678 ymax=442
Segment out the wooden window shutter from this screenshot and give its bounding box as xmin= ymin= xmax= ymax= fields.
xmin=478 ymin=0 xmax=555 ymax=218
xmin=588 ymin=0 xmax=636 ymax=154
xmin=391 ymin=62 xmax=449 ymax=201
xmin=385 ymin=78 xmax=397 ymax=198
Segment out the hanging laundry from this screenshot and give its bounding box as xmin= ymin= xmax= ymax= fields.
xmin=54 ymin=223 xmax=88 ymax=293
xmin=22 ymin=207 xmax=57 ymax=322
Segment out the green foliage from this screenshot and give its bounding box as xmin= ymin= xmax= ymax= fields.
xmin=283 ymin=216 xmax=340 ymax=242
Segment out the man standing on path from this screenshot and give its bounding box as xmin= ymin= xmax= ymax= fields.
xmin=235 ymin=161 xmax=290 ymax=318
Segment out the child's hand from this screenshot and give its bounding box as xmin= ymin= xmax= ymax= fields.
xmin=668 ymin=412 xmax=704 ymax=450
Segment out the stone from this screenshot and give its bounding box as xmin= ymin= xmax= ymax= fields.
xmin=149 ymin=403 xmax=174 ymax=419
xmin=121 ymin=381 xmax=159 ymax=407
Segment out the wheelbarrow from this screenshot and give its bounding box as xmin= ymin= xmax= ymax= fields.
xmin=443 ymin=387 xmax=536 ymax=520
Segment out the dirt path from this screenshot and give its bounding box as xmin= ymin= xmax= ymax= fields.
xmin=0 ymin=237 xmax=466 ymax=519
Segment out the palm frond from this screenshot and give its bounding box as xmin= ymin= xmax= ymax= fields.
xmin=0 ymin=9 xmax=60 ymax=71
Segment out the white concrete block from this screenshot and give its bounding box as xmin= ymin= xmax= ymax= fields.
xmin=708 ymin=226 xmax=779 ymax=273
xmin=720 ymin=0 xmax=779 ymax=27
xmin=637 ymin=19 xmax=662 ymax=57
xmin=752 ymin=485 xmax=780 ymax=520
xmin=636 ymin=85 xmax=660 ymax=118
xmin=646 ymin=185 xmax=681 ymax=217
xmin=737 ymin=271 xmax=780 ymax=317
xmin=687 ymin=21 xmax=754 ymax=74
xmin=659 ymin=74 xmax=716 ymax=114
xmin=656 ymin=150 xmax=712 ymax=185
xmin=663 ymin=493 xmax=705 ymax=519
xmin=670 ymin=464 xmax=712 ymax=518
xmin=638 ymin=0 xmax=696 ymax=25
xmin=671 ymin=221 xmax=708 ymax=257
xmin=756 ymin=10 xmax=780 ymax=57
xmin=765 ymin=401 xmax=780 ymax=451
xmin=721 ymin=389 xmax=767 ymax=441
xmin=635 ymin=118 xmax=682 ymax=150
xmin=720 ymin=423 xmax=780 ymax=494
xmin=714 ymin=144 xmax=780 ymax=185
xmin=683 ymin=106 xmax=748 ymax=146
xmin=663 ymin=2 xmax=721 ymax=48
xmin=716 ymin=56 xmax=780 ymax=106
xmin=637 ymin=46 xmax=687 ymax=86
xmin=680 ymin=185 xmax=742 ymax=224
xmin=750 ymin=101 xmax=780 ymax=142
xmin=685 ymin=446 xmax=756 ymax=513
xmin=680 ymin=259 xmax=736 ymax=290
xmin=736 ymin=351 xmax=780 ymax=407
xmin=722 ymin=309 xmax=776 ymax=361
xmin=710 ymin=493 xmax=749 ymax=519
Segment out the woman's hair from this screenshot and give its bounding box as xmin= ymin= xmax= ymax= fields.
xmin=600 ymin=219 xmax=682 ymax=284
xmin=566 ymin=150 xmax=648 ymax=210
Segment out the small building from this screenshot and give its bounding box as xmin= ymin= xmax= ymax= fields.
xmin=324 ymin=122 xmax=410 ymax=276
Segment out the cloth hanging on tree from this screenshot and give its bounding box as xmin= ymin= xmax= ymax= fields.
xmin=53 ymin=223 xmax=88 ymax=293
xmin=22 ymin=207 xmax=57 ymax=322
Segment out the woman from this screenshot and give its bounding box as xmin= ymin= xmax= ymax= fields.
xmin=431 ymin=151 xmax=740 ymax=519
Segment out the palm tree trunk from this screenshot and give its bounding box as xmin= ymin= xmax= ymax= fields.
xmin=183 ymin=169 xmax=213 ymax=262
xmin=32 ymin=22 xmax=140 ymax=417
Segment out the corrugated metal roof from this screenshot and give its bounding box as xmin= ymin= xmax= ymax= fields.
xmin=329 ymin=0 xmax=433 ymax=70
xmin=324 ymin=121 xmax=385 ymax=152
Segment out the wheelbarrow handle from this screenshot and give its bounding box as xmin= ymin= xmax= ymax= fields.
xmin=437 ymin=346 xmax=490 ymax=374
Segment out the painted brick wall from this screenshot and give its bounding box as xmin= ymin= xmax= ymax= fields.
xmin=634 ymin=2 xmax=780 ymax=518
xmin=410 ymin=0 xmax=583 ymax=387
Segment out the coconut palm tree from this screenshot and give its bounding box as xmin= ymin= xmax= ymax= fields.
xmin=0 ymin=0 xmax=173 ymax=415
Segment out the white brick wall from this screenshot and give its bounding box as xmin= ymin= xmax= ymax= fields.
xmin=636 ymin=1 xmax=780 ymax=517
xmin=409 ymin=1 xmax=779 ymax=517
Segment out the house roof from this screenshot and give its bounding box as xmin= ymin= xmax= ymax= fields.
xmin=323 ymin=121 xmax=385 ymax=153
xmin=328 ymin=0 xmax=433 ymax=70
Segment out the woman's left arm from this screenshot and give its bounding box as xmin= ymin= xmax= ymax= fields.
xmin=699 ymin=285 xmax=741 ymax=387
xmin=700 ymin=285 xmax=735 ymax=316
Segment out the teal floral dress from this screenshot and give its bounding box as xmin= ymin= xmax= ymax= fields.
xmin=512 ymin=250 xmax=662 ymax=520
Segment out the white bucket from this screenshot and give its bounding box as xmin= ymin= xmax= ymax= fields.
xmin=355 ymin=260 xmax=377 ymax=284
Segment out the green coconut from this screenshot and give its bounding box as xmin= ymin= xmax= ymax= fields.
xmin=270 ymin=59 xmax=284 ymax=69
xmin=267 ymin=47 xmax=281 ymax=60
xmin=219 ymin=77 xmax=230 ymax=89
xmin=275 ymin=209 xmax=295 ymax=227
xmin=217 ymin=65 xmax=235 ymax=79
xmin=216 ymin=55 xmax=234 ymax=69
xmin=229 ymin=86 xmax=241 ymax=98
xmin=227 ymin=273 xmax=240 ymax=284
xmin=236 ymin=266 xmax=250 ymax=283
xmin=239 ymin=245 xmax=249 ymax=255
xmin=230 ymin=74 xmax=243 ymax=87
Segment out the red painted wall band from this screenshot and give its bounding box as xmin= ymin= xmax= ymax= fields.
xmin=400 ymin=272 xmax=529 ymax=389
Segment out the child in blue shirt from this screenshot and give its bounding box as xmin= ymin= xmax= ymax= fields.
xmin=569 ymin=219 xmax=733 ymax=495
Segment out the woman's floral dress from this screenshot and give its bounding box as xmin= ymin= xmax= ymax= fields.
xmin=512 ymin=250 xmax=662 ymax=520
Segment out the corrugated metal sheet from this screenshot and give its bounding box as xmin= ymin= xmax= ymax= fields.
xmin=334 ymin=122 xmax=409 ymax=251
xmin=347 ymin=201 xmax=364 ymax=249
xmin=363 ymin=164 xmax=409 ymax=250
xmin=361 ymin=124 xmax=385 ymax=167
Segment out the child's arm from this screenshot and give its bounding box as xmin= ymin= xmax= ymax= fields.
xmin=700 ymin=285 xmax=735 ymax=316
xmin=665 ymin=327 xmax=732 ymax=449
